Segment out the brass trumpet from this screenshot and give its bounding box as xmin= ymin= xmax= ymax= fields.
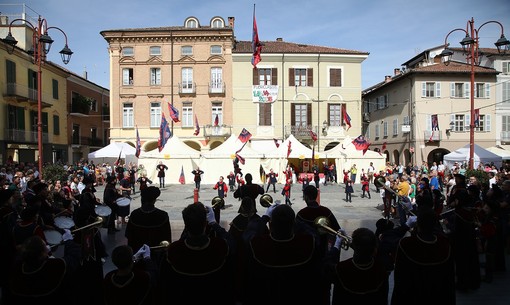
xmin=150 ymin=240 xmax=170 ymax=250
xmin=211 ymin=196 xmax=225 ymax=210
xmin=314 ymin=216 xmax=352 ymax=250
xmin=71 ymin=217 xmax=103 ymax=233
xmin=259 ymin=193 xmax=273 ymax=208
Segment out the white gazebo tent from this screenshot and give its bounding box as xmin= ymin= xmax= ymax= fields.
xmin=87 ymin=142 xmax=136 ymax=165
xmin=486 ymin=146 xmax=510 ymax=160
xmin=137 ymin=136 xmax=202 ymax=184
xmin=443 ymin=144 xmax=502 ymax=169
xmin=201 ymin=135 xmax=264 ymax=184
xmin=324 ymin=136 xmax=386 ymax=184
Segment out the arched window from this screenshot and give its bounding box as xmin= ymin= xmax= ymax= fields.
xmin=185 ymin=17 xmax=199 ymax=28
xmin=211 ymin=17 xmax=224 ymax=28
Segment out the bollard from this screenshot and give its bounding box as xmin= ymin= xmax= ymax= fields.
xmin=193 ymin=188 xmax=199 ymax=203
xmin=317 ymin=188 xmax=321 ymax=205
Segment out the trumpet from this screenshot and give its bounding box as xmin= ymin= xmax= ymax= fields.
xmin=259 ymin=193 xmax=273 ymax=208
xmin=211 ymin=196 xmax=225 ymax=210
xmin=71 ymin=217 xmax=104 ymax=233
xmin=314 ymin=216 xmax=352 ymax=250
xmin=150 ymin=240 xmax=170 ymax=250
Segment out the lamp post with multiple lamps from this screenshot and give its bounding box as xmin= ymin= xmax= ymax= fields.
xmin=440 ymin=18 xmax=509 ymax=170
xmin=3 ymin=16 xmax=73 ymax=179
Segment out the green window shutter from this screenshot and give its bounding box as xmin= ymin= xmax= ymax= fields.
xmin=52 ymin=79 xmax=59 ymax=99
xmin=42 ymin=112 xmax=48 ymax=133
xmin=53 ymin=115 xmax=60 ymax=135
xmin=17 ymin=106 xmax=25 ymax=130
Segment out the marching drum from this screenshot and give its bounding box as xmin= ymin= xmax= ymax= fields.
xmin=95 ymin=205 xmax=112 ymax=217
xmin=115 ymin=197 xmax=131 ymax=207
xmin=54 ymin=216 xmax=75 ymax=230
xmin=44 ymin=230 xmax=63 ymax=246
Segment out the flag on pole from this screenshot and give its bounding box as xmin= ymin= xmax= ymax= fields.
xmin=287 ymin=141 xmax=292 ymax=158
xmin=238 ymin=128 xmax=252 ymax=143
xmin=168 ymin=103 xmax=180 ymax=123
xmin=474 ymin=109 xmax=480 ymax=127
xmin=135 ymin=126 xmax=141 ymax=158
xmin=179 ymin=165 xmax=186 ymax=184
xmin=235 ymin=142 xmax=247 ymax=165
xmin=379 ymin=141 xmax=387 ymax=156
xmin=309 ymin=129 xmax=318 ymax=142
xmin=311 ymin=145 xmax=315 ymax=162
xmin=158 ymin=113 xmax=172 ymax=152
xmin=342 ymin=104 xmax=351 ymax=131
xmin=193 ymin=114 xmax=200 ymax=136
xmin=114 ymin=148 xmax=123 ymax=166
xmin=251 ymin=4 xmax=262 ymax=68
xmin=352 ymin=135 xmax=370 ymax=155
xmin=214 ymin=114 xmax=219 ymax=127
xmin=273 ymin=138 xmax=280 ymax=148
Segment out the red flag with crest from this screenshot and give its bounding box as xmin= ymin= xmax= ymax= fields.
xmin=238 ymin=128 xmax=252 ymax=143
xmin=352 ymin=135 xmax=370 ymax=155
xmin=309 ymin=129 xmax=318 ymax=142
xmin=168 ymin=103 xmax=180 ymax=123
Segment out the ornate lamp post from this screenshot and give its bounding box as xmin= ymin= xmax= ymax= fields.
xmin=440 ymin=18 xmax=509 ymax=170
xmin=3 ymin=16 xmax=73 ymax=179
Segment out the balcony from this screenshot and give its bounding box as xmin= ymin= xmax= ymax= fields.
xmin=70 ymin=100 xmax=91 ymax=116
xmin=285 ymin=125 xmax=319 ymax=140
xmin=208 ymin=82 xmax=225 ymax=96
xmin=102 ymin=107 xmax=110 ymax=122
xmin=423 ymin=130 xmax=441 ymax=142
xmin=72 ymin=136 xmax=104 ymax=147
xmin=178 ymin=82 xmax=196 ymax=96
xmin=4 ymin=83 xmax=53 ymax=107
xmin=203 ymin=124 xmax=232 ymax=138
xmin=6 ymin=129 xmax=49 ymax=143
xmin=501 ymin=131 xmax=510 ymax=144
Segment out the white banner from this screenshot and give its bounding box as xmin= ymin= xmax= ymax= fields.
xmin=252 ymin=85 xmax=279 ymax=103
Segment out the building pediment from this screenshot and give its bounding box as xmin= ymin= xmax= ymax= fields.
xmin=177 ymin=56 xmax=196 ymax=64
xmin=147 ymin=57 xmax=164 ymax=64
xmin=119 ymin=57 xmax=136 ymax=64
xmin=207 ymin=55 xmax=226 ymax=64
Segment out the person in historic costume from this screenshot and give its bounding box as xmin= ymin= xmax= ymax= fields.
xmin=228 ymin=197 xmax=268 ymax=304
xmin=0 ymin=189 xmax=18 ymax=302
xmin=242 ymin=203 xmax=322 ymax=305
xmin=125 ymin=186 xmax=172 ymax=268
xmin=136 ymin=172 xmax=152 ymax=192
xmin=233 ymin=173 xmax=264 ymax=202
xmin=103 ymin=175 xmax=121 ymax=234
xmin=265 ymin=168 xmax=278 ymax=193
xmin=156 ymin=161 xmax=168 ymax=188
xmin=158 ymin=202 xmax=236 ymax=304
xmin=325 ymin=228 xmax=389 ymax=305
xmin=295 ymin=185 xmax=341 ymax=305
xmin=103 ymin=245 xmax=155 ymax=305
xmin=213 ymin=176 xmax=229 ymax=202
xmin=8 ymin=233 xmax=81 ymax=305
xmin=227 ymin=171 xmax=236 ymax=192
xmin=118 ymin=171 xmax=132 ymax=225
xmin=191 ymin=167 xmax=205 ymax=191
xmin=391 ymin=208 xmax=456 ymax=305
xmin=12 ymin=205 xmax=47 ymax=252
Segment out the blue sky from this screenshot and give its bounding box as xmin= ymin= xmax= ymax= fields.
xmin=4 ymin=0 xmax=509 ymax=90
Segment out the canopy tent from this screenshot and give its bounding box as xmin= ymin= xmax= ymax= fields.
xmin=443 ymin=144 xmax=502 ymax=169
xmin=201 ymin=135 xmax=265 ymax=184
xmin=324 ymin=136 xmax=386 ymax=184
xmin=87 ymin=142 xmax=136 ymax=165
xmin=136 ymin=136 xmax=202 ymax=184
xmin=486 ymin=146 xmax=510 ymax=160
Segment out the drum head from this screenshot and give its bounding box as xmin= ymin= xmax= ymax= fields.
xmin=44 ymin=230 xmax=63 ymax=246
xmin=54 ymin=216 xmax=75 ymax=229
xmin=95 ymin=205 xmax=112 ymax=217
xmin=116 ymin=197 xmax=131 ymax=207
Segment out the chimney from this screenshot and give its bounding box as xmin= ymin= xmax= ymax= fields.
xmin=384 ymin=75 xmax=392 ymax=82
xmin=276 ymin=38 xmax=283 ymax=42
xmin=83 ymin=70 xmax=88 ymax=80
xmin=394 ymin=68 xmax=401 ymax=76
xmin=228 ymin=17 xmax=235 ymax=29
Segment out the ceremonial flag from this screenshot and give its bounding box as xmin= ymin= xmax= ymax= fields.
xmin=158 ymin=113 xmax=172 ymax=152
xmin=193 ymin=114 xmax=200 ymax=136
xmin=287 ymin=141 xmax=292 ymax=158
xmin=179 ymin=165 xmax=186 ymax=184
xmin=251 ymin=4 xmax=262 ymax=68
xmin=168 ymin=103 xmax=180 ymax=123
xmin=273 ymin=138 xmax=280 ymax=148
xmin=379 ymin=141 xmax=387 ymax=156
xmin=238 ymin=128 xmax=252 ymax=143
xmin=309 ymin=129 xmax=318 ymax=142
xmin=352 ymin=135 xmax=370 ymax=155
xmin=114 ymin=149 xmax=123 ymax=166
xmin=311 ymin=145 xmax=315 ymax=162
xmin=474 ymin=109 xmax=480 ymax=127
xmin=431 ymin=114 xmax=439 ymax=130
xmin=342 ymin=104 xmax=351 ymax=131
xmin=214 ymin=114 xmax=219 ymax=127
xmin=135 ymin=126 xmax=141 ymax=158
xmin=235 ymin=154 xmax=246 ymax=165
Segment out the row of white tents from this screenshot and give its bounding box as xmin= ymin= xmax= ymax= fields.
xmin=88 ymin=135 xmax=387 ymax=185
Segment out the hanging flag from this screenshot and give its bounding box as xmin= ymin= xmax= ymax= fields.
xmin=168 ymin=103 xmax=180 ymax=123
xmin=238 ymin=128 xmax=252 ymax=143
xmin=431 ymin=114 xmax=439 ymax=130
xmin=179 ymin=165 xmax=186 ymax=184
xmin=214 ymin=114 xmax=219 ymax=127
xmin=342 ymin=104 xmax=351 ymax=131
xmin=251 ymin=4 xmax=262 ymax=68
xmin=309 ymin=129 xmax=318 ymax=142
xmin=287 ymin=141 xmax=292 ymax=158
xmin=114 ymin=148 xmax=123 ymax=166
xmin=273 ymin=138 xmax=280 ymax=148
xmin=158 ymin=113 xmax=172 ymax=152
xmin=193 ymin=114 xmax=200 ymax=136
xmin=311 ymin=145 xmax=315 ymax=162
xmin=352 ymin=135 xmax=370 ymax=155
xmin=235 ymin=153 xmax=246 ymax=165
xmin=474 ymin=109 xmax=480 ymax=127
xmin=135 ymin=126 xmax=141 ymax=158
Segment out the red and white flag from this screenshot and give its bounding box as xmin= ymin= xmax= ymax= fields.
xmin=251 ymin=4 xmax=262 ymax=68
xmin=214 ymin=114 xmax=219 ymax=127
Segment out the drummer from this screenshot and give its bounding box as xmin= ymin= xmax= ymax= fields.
xmin=12 ymin=206 xmax=47 ymax=252
xmin=103 ymin=175 xmax=121 ymax=234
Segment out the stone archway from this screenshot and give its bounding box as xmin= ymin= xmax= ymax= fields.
xmin=383 ymin=150 xmax=390 ymax=163
xmin=393 ymin=150 xmax=400 ymax=165
xmin=427 ymin=148 xmax=450 ymax=166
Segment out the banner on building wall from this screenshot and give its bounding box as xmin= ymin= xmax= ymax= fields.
xmin=252 ymin=85 xmax=279 ymax=103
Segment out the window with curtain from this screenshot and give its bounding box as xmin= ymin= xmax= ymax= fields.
xmin=150 ymin=68 xmax=161 ymax=86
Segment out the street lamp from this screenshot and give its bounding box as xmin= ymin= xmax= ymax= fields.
xmin=3 ymin=16 xmax=73 ymax=179
xmin=441 ymin=17 xmax=509 ymax=169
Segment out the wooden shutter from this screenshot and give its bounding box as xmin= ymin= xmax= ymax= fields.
xmin=6 ymin=60 xmax=16 ymax=83
xmin=42 ymin=112 xmax=48 ymax=133
xmin=291 ymin=103 xmax=296 ymax=126
xmin=330 ymin=69 xmax=341 ymax=86
xmin=271 ymin=68 xmax=278 ymax=85
xmin=252 ymin=68 xmax=258 ymax=85
xmin=53 ymin=115 xmax=60 ymax=135
xmin=17 ymin=106 xmax=25 ymax=130
xmin=307 ymin=68 xmax=313 ymax=87
xmin=307 ymin=103 xmax=312 ymax=126
xmin=289 ymin=68 xmax=295 ymax=86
